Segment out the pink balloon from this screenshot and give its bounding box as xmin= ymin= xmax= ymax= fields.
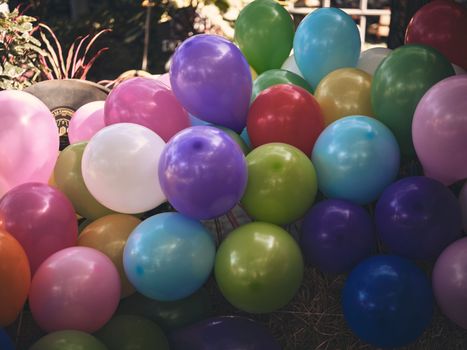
xmin=68 ymin=101 xmax=106 ymax=144
xmin=0 ymin=183 xmax=78 ymax=274
xmin=0 ymin=90 xmax=59 ymax=197
xmin=413 ymin=75 xmax=467 ymax=185
xmin=460 ymin=182 xmax=467 ymax=233
xmin=104 ymin=77 xmax=189 ymax=142
xmin=157 ymin=73 xmax=172 ymax=89
xmin=30 ymin=246 xmax=121 ymax=333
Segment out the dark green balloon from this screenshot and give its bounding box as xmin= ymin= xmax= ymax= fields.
xmin=371 ymin=44 xmax=454 ymax=156
xmin=214 ymin=126 xmax=250 ymax=155
xmin=30 ymin=331 xmax=107 ymax=350
xmin=235 ymin=0 xmax=294 ymax=74
xmin=252 ymin=69 xmax=313 ymax=101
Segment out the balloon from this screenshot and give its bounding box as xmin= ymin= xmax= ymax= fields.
xmin=157 ymin=73 xmax=172 ymax=89
xmin=412 ymin=75 xmax=467 ymax=185
xmin=251 ymin=69 xmax=313 ymax=101
xmin=241 ymin=143 xmax=317 ymax=225
xmin=234 ymin=0 xmax=294 ymax=74
xmin=294 ymin=8 xmax=361 ymax=89
xmin=240 ymin=127 xmax=251 ymax=148
xmin=371 ymin=44 xmax=454 ymax=156
xmin=0 ymin=230 xmax=30 ymax=326
xmin=0 ymin=183 xmax=78 ymax=274
xmin=169 ymin=316 xmax=281 ymax=350
xmin=215 ymin=222 xmax=303 ymax=313
xmin=461 ymin=182 xmax=467 ymax=232
xmin=376 ymin=176 xmax=462 ymax=260
xmin=214 ymin=126 xmax=250 ymax=155
xmin=95 ymin=315 xmax=169 ymax=350
xmin=54 ymin=142 xmax=114 ymax=220
xmin=29 ymin=331 xmax=108 ymax=350
xmin=78 ymin=214 xmax=141 ymax=298
xmin=281 ymin=54 xmax=304 ymax=78
xmin=433 ymin=237 xmax=467 ymax=329
xmin=453 ymin=63 xmax=467 ymax=75
xmin=124 ymin=213 xmax=216 ymax=301
xmin=29 ymin=247 xmax=121 ymax=333
xmin=247 ymin=85 xmax=324 ymax=155
xmin=104 ymin=77 xmax=189 ymax=142
xmin=189 ymin=114 xmax=211 ymax=127
xmin=82 ymin=123 xmax=166 ymax=214
xmin=405 ymin=0 xmax=467 ymax=71
xmin=0 ymin=328 xmax=14 ymax=350
xmin=250 ymin=66 xmax=257 ymax=80
xmin=68 ymin=101 xmax=106 ymax=144
xmin=315 ymin=68 xmax=373 ymax=126
xmin=170 ymin=34 xmax=252 ymax=132
xmin=300 ymin=199 xmax=376 ymax=274
xmin=312 ymin=116 xmax=399 ymax=205
xmin=0 ymin=90 xmax=59 ymax=197
xmin=356 ymin=47 xmax=392 ymax=76
xmin=158 ymin=127 xmax=247 ymax=220
xmin=117 ymin=289 xmax=211 ymax=331
xmin=343 ymin=255 xmax=433 ymax=348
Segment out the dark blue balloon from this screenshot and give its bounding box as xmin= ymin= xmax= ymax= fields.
xmin=342 ymin=255 xmax=433 ymax=348
xmin=0 ymin=328 xmax=14 ymax=350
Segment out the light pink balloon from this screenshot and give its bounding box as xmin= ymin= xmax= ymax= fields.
xmin=413 ymin=75 xmax=467 ymax=185
xmin=104 ymin=77 xmax=189 ymax=142
xmin=0 ymin=90 xmax=59 ymax=197
xmin=460 ymin=182 xmax=467 ymax=233
xmin=157 ymin=73 xmax=172 ymax=89
xmin=30 ymin=246 xmax=121 ymax=333
xmin=68 ymin=101 xmax=106 ymax=144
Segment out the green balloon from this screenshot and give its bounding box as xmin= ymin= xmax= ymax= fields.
xmin=94 ymin=315 xmax=169 ymax=350
xmin=215 ymin=222 xmax=304 ymax=313
xmin=371 ymin=44 xmax=454 ymax=157
xmin=215 ymin=126 xmax=250 ymax=155
xmin=252 ymin=69 xmax=313 ymax=101
xmin=241 ymin=143 xmax=317 ymax=225
xmin=235 ymin=0 xmax=294 ymax=74
xmin=30 ymin=330 xmax=107 ymax=350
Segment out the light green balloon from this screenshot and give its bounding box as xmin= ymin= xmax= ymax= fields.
xmin=30 ymin=330 xmax=107 ymax=350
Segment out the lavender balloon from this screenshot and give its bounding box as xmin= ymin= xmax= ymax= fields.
xmin=170 ymin=34 xmax=252 ymax=132
xmin=159 ymin=126 xmax=247 ymax=220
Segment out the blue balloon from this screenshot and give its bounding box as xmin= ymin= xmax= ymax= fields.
xmin=294 ymin=8 xmax=361 ymax=89
xmin=311 ymin=116 xmax=400 ymax=205
xmin=190 ymin=114 xmax=211 ymax=127
xmin=240 ymin=127 xmax=251 ymax=148
xmin=0 ymin=328 xmax=14 ymax=350
xmin=342 ymin=255 xmax=433 ymax=348
xmin=123 ymin=212 xmax=216 ymax=301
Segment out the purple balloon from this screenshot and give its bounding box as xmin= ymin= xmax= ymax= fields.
xmin=170 ymin=34 xmax=252 ymax=132
xmin=375 ymin=176 xmax=462 ymax=261
xmin=159 ymin=126 xmax=247 ymax=220
xmin=168 ymin=316 xmax=281 ymax=350
xmin=300 ymin=199 xmax=376 ymax=274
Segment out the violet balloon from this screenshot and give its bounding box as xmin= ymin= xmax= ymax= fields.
xmin=104 ymin=77 xmax=189 ymax=142
xmin=158 ymin=126 xmax=247 ymax=220
xmin=68 ymin=101 xmax=106 ymax=144
xmin=300 ymin=199 xmax=376 ymax=274
xmin=170 ymin=34 xmax=252 ymax=132
xmin=0 ymin=183 xmax=78 ymax=274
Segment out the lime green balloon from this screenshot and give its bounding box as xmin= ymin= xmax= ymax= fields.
xmin=252 ymin=69 xmax=313 ymax=101
xmin=30 ymin=330 xmax=107 ymax=350
xmin=371 ymin=44 xmax=454 ymax=156
xmin=95 ymin=315 xmax=169 ymax=350
xmin=235 ymin=0 xmax=294 ymax=74
xmin=215 ymin=126 xmax=250 ymax=155
xmin=241 ymin=143 xmax=317 ymax=225
xmin=215 ymin=222 xmax=304 ymax=313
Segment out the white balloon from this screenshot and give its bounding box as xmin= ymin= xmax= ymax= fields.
xmin=357 ymin=47 xmax=392 ymax=76
xmin=82 ymin=123 xmax=166 ymax=214
xmin=453 ymin=63 xmax=467 ymax=75
xmin=281 ymin=54 xmax=304 ymax=78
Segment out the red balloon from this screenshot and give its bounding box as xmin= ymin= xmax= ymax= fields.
xmin=247 ymin=84 xmax=324 ymax=156
xmin=405 ymin=0 xmax=467 ymax=70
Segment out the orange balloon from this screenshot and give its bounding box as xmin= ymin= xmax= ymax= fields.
xmin=78 ymin=214 xmax=140 ymax=298
xmin=0 ymin=229 xmax=31 ymax=326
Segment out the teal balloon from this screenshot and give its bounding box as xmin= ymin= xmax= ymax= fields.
xmin=312 ymin=116 xmax=400 ymax=205
xmin=294 ymin=8 xmax=361 ymax=89
xmin=251 ymin=69 xmax=313 ymax=101
xmin=240 ymin=128 xmax=251 ymax=148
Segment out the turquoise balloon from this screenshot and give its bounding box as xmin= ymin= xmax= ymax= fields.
xmin=294 ymin=8 xmax=361 ymax=89
xmin=311 ymin=116 xmax=400 ymax=205
xmin=123 ymin=212 xmax=216 ymax=301
xmin=240 ymin=128 xmax=251 ymax=148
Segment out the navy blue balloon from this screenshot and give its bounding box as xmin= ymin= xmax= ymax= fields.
xmin=0 ymin=328 xmax=14 ymax=350
xmin=342 ymin=255 xmax=433 ymax=348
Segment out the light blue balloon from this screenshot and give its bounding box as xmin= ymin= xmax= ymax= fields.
xmin=123 ymin=212 xmax=216 ymax=301
xmin=294 ymin=8 xmax=361 ymax=89
xmin=312 ymin=116 xmax=400 ymax=205
xmin=190 ymin=114 xmax=212 ymax=127
xmin=240 ymin=127 xmax=251 ymax=148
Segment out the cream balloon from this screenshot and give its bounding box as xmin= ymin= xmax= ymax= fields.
xmin=281 ymin=54 xmax=304 ymax=78
xmin=82 ymin=123 xmax=166 ymax=214
xmin=357 ymin=47 xmax=392 ymax=76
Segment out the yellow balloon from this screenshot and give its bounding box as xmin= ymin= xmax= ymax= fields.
xmin=250 ymin=66 xmax=258 ymax=81
xmin=315 ymin=68 xmax=373 ymax=126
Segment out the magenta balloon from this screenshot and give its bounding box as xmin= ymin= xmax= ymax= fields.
xmin=0 ymin=90 xmax=59 ymax=197
xmin=157 ymin=73 xmax=172 ymax=89
xmin=104 ymin=77 xmax=189 ymax=142
xmin=0 ymin=183 xmax=78 ymax=274
xmin=30 ymin=246 xmax=121 ymax=333
xmin=68 ymin=101 xmax=106 ymax=144
xmin=413 ymin=75 xmax=467 ymax=185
